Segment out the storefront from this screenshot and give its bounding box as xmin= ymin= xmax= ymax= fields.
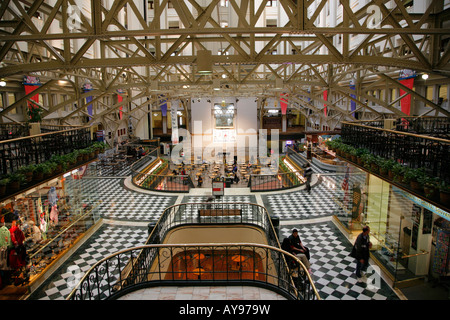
xmin=0 ymin=165 xmax=101 ymax=294
xmin=331 ymin=162 xmax=450 ymax=287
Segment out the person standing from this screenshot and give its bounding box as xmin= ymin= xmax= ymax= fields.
xmin=351 ymin=226 xmax=372 ymax=283
xmin=303 ymin=163 xmax=313 ymax=193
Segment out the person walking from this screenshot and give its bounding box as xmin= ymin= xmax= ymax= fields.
xmin=303 ymin=163 xmax=313 ymax=193
xmin=351 ymin=226 xmax=372 ymax=283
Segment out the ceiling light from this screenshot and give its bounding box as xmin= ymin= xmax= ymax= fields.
xmin=422 ymin=74 xmax=429 ymax=80
xmin=0 ymin=80 xmax=6 ymax=87
xmin=197 ymin=50 xmax=213 ymax=74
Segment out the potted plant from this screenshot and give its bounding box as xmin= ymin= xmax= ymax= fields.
xmin=7 ymin=172 xmax=26 ymax=192
xmin=18 ymin=164 xmax=36 ymax=183
xmin=33 ymin=163 xmax=47 ymax=181
xmin=361 ymin=153 xmax=376 ymax=171
xmin=62 ymin=152 xmax=77 ymax=168
xmin=79 ymin=148 xmax=91 ymax=162
xmin=404 ymin=167 xmax=426 ymax=192
xmin=379 ymin=159 xmax=396 ymax=178
xmin=43 ymin=162 xmax=56 ymax=179
xmin=391 ymin=163 xmax=406 ymax=183
xmin=50 ymin=154 xmax=66 ymax=173
xmin=439 ymin=181 xmax=450 ymax=207
xmin=355 ymin=148 xmax=369 ymax=166
xmin=0 ymin=178 xmax=9 ymax=197
xmin=420 ymin=175 xmax=440 ymax=201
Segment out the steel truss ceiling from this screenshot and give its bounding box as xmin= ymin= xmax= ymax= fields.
xmin=0 ymin=0 xmax=449 ymax=128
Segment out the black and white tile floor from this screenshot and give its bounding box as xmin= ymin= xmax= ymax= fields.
xmin=29 ymin=224 xmax=149 ymax=300
xmin=279 ymin=222 xmax=398 ymax=300
xmin=29 ymin=162 xmax=400 ymax=301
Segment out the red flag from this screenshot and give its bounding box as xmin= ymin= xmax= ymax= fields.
xmin=323 ymin=90 xmax=328 ymax=116
xmin=118 ymin=94 xmax=123 ymax=120
xmin=280 ymin=93 xmax=288 ymax=115
xmin=24 ymin=85 xmax=40 ymax=110
xmin=399 ymin=78 xmax=414 ymax=116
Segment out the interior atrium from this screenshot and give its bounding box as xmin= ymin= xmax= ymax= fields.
xmin=0 ymin=0 xmax=449 ymax=306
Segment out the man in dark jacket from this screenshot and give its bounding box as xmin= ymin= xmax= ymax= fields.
xmin=303 ymin=163 xmax=313 ymax=193
xmin=352 ymin=226 xmax=372 ymax=283
xmin=288 ymin=229 xmax=312 ymax=274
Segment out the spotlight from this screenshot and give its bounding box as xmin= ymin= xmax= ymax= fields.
xmin=422 ymin=74 xmax=429 ymax=80
xmin=0 ymin=80 xmax=6 ymax=87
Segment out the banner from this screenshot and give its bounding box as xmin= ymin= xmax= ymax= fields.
xmin=82 ymin=83 xmax=93 ymax=120
xmin=350 ymin=79 xmax=356 ymax=118
xmin=323 ymin=90 xmax=328 ymax=116
xmin=159 ymin=95 xmax=167 ymax=116
xmin=280 ymin=93 xmax=288 ymax=115
xmin=398 ymin=70 xmax=416 ymax=116
xmin=170 ymin=101 xmax=179 ymax=144
xmin=117 ymin=89 xmax=125 ymax=120
xmin=23 ymin=76 xmax=40 ymax=110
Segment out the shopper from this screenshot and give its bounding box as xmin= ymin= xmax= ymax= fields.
xmin=351 ymin=226 xmax=372 ymax=283
xmin=288 ymin=229 xmax=312 ymax=274
xmin=303 ymin=163 xmax=312 ymax=193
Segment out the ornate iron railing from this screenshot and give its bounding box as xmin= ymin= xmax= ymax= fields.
xmin=66 ymin=243 xmax=319 ymax=301
xmin=0 ymin=122 xmax=30 ymax=140
xmin=130 ymin=148 xmax=194 ymax=193
xmin=341 ymin=121 xmax=450 ymax=183
xmin=395 ymin=117 xmax=450 ymax=139
xmin=67 ymin=202 xmax=320 ymax=300
xmin=0 ymin=126 xmax=91 ymax=175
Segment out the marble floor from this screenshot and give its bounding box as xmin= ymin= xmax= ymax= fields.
xmin=25 ymin=158 xmax=407 ymax=301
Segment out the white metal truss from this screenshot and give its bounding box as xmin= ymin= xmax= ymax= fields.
xmin=0 ymin=0 xmax=448 ymax=128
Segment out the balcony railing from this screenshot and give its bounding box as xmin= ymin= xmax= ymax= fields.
xmin=0 ymin=126 xmax=91 ymax=175
xmin=341 ymin=121 xmax=450 ymax=183
xmin=67 ymin=202 xmax=320 ymax=301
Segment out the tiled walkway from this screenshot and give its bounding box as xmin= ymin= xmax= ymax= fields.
xmin=27 ymin=158 xmax=402 ymax=301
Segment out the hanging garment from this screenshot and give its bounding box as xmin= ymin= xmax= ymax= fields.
xmin=48 ymin=187 xmax=58 ymax=206
xmin=32 ymin=225 xmax=42 ymax=243
xmin=9 ymin=226 xmax=25 ymax=246
xmin=0 ymin=226 xmax=11 ymax=248
xmin=0 ymin=246 xmax=9 ymax=270
xmin=50 ymin=205 xmax=59 ymax=225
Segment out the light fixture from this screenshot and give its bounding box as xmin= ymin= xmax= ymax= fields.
xmin=197 ymin=50 xmax=213 ymax=74
xmin=213 ymin=79 xmax=220 ymax=91
xmin=422 ymin=73 xmax=429 ymax=80
xmin=275 ymin=78 xmax=283 ymax=89
xmin=0 ymin=80 xmax=6 ymax=87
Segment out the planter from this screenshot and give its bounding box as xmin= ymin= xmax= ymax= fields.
xmin=83 ymin=154 xmax=89 ymax=162
xmin=33 ymin=172 xmax=44 ymax=181
xmin=380 ymin=168 xmax=389 ymax=178
xmin=77 ymin=155 xmax=83 ymax=163
xmin=370 ymin=164 xmax=379 ymax=175
xmin=440 ymin=191 xmax=450 ymax=207
xmin=424 ymin=186 xmax=439 ymax=201
xmin=410 ymin=180 xmax=423 ymax=192
xmin=388 ymin=170 xmax=395 ymax=180
xmin=357 ymin=157 xmax=364 ymax=166
xmin=351 ymin=155 xmax=357 ymax=163
xmin=0 ymin=185 xmax=6 ymax=197
xmin=7 ymin=181 xmax=20 ymax=192
xmin=24 ymin=172 xmax=33 ymax=183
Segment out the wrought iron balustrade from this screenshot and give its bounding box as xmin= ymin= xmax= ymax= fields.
xmin=0 ymin=126 xmax=92 ymax=175
xmin=395 ymin=117 xmax=450 ymax=139
xmin=67 ymin=202 xmax=320 ymax=301
xmin=341 ymin=121 xmax=450 ymax=183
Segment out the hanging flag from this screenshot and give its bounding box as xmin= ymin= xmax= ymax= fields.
xmin=349 ymin=79 xmax=356 ymax=118
xmin=117 ymin=89 xmax=125 ymax=120
xmin=280 ymin=93 xmax=288 ymax=115
xmin=82 ymin=83 xmax=94 ymax=120
xmin=323 ymin=90 xmax=328 ymax=116
xmin=398 ymin=69 xmax=416 ymax=116
xmin=159 ymin=94 xmax=167 ymax=116
xmin=23 ymin=76 xmax=40 ymax=110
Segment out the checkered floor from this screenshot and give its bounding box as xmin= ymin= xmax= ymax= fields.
xmin=29 ymin=224 xmax=149 ymax=300
xmin=27 ymin=156 xmax=403 ymax=301
xmin=279 ymin=222 xmax=399 ymax=300
xmin=66 ymin=177 xmax=177 ymax=222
